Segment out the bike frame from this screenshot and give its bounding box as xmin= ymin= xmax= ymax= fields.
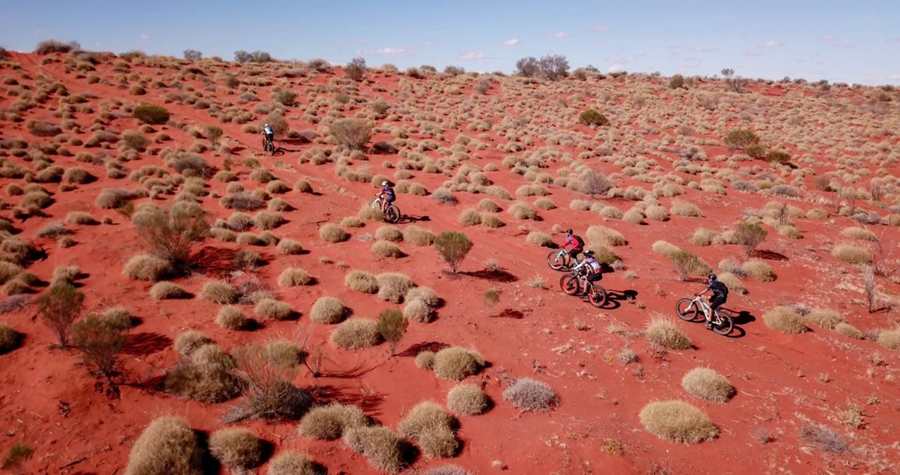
xmin=690 ymin=296 xmax=720 ymax=323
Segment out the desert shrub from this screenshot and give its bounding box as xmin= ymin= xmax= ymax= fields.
xmin=407 ymin=286 xmax=439 ymax=308
xmin=580 ymin=170 xmax=613 ymax=197
xmin=346 ymin=270 xmax=379 ymax=293
xmin=681 ymin=368 xmax=735 ymax=403
xmin=320 ymin=224 xmax=349 ymax=243
xmin=208 ymin=428 xmax=265 ymax=470
xmin=295 ymin=180 xmax=313 ymax=193
xmin=217 ymin=306 xmax=251 ymax=330
xmin=835 ymin=323 xmax=863 ymax=339
xmin=840 ymin=227 xmax=877 ymax=242
xmin=376 ymin=309 xmax=408 ymax=356
xmin=150 ymin=281 xmax=189 ymax=300
xmin=458 ymin=209 xmax=482 ymax=226
xmin=403 ymin=226 xmax=435 ymax=246
xmin=526 ymin=231 xmax=553 ymax=247
xmin=689 ymin=228 xmax=719 ymax=246
xmin=741 ymin=259 xmax=774 ymax=281
xmin=416 ymin=351 xmax=436 ymax=369
xmin=376 ymin=225 xmax=403 ymax=242
xmin=331 ymin=318 xmax=382 ymax=350
xmin=762 ymin=306 xmax=808 ymax=334
xmin=645 ymin=316 xmax=691 ymax=350
xmin=21 ymin=191 xmax=53 ymax=208
xmin=765 ymin=150 xmax=791 ymax=164
xmin=227 ymin=346 xmax=313 ymax=422
xmin=71 ymin=315 xmax=128 ymax=383
xmin=587 ymin=225 xmax=626 ymax=246
xmin=447 ymin=384 xmax=488 ymax=416
xmin=534 ymin=198 xmax=556 ymax=210
xmin=434 ymin=231 xmax=473 ymax=273
xmin=343 ymin=426 xmax=409 ymax=473
xmin=669 ymin=74 xmax=685 ymax=89
xmin=805 ymin=309 xmax=844 ymax=330
xmin=877 ymin=328 xmax=900 ymax=351
xmin=831 ymin=245 xmax=872 ymax=265
xmin=404 ymin=300 xmax=433 ymax=323
xmin=173 ymin=331 xmax=212 ymax=357
xmin=652 ymin=240 xmax=681 ymax=258
xmin=254 ymin=298 xmax=293 ymax=321
xmin=276 ymin=239 xmax=303 ymax=255
xmin=37 ymin=283 xmax=84 ymax=347
xmin=372 ymin=241 xmax=404 ymax=258
xmin=63 ymin=167 xmax=95 ymax=184
xmin=65 ymin=211 xmax=98 ymax=225
xmin=0 ymin=324 xmax=22 ymax=354
xmin=221 ymin=192 xmax=264 ymax=211
xmin=272 ymin=89 xmax=298 ymax=106
xmin=432 ymin=347 xmax=483 ymax=381
xmin=503 ymin=378 xmax=558 ymax=412
xmin=399 ymin=401 xmax=459 ymax=457
xmin=639 ymin=401 xmax=718 ymax=444
xmin=717 ymin=272 xmax=745 ymax=295
xmin=479 ymin=199 xmax=501 ymax=212
xmin=508 ymin=202 xmax=537 ymax=220
xmin=310 ymin=297 xmax=348 ymax=324
xmin=197 ymin=280 xmax=236 ymax=304
xmin=798 ymin=424 xmax=848 ymax=454
xmin=723 ymin=129 xmax=759 ymax=151
xmin=35 ymin=39 xmax=80 ymax=54
xmin=299 ymin=403 xmax=369 ymax=440
xmin=733 ymin=222 xmax=767 ymax=256
xmin=623 ymin=209 xmax=645 ymax=224
xmin=278 ymin=268 xmax=312 ymax=287
xmin=359 ymin=204 xmax=385 ymax=222
xmin=376 ymin=272 xmax=414 ymax=303
xmin=670 ymin=250 xmax=711 ymax=280
xmin=134 ymin=205 xmax=209 ymax=266
xmin=133 ymin=104 xmax=170 ymax=125
xmin=579 ymin=109 xmax=609 ymax=126
xmin=330 ymin=119 xmax=371 ymax=150
xmin=430 ymin=188 xmax=457 ymax=205
xmin=266 ymin=452 xmax=321 ymax=475
xmin=123 ymin=417 xmax=204 ymax=475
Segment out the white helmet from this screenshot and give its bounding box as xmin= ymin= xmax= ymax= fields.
xmin=382 ymin=181 xmax=388 ymax=186
xmin=264 ymin=123 xmax=269 ymax=127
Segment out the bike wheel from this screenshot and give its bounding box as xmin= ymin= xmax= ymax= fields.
xmin=712 ymin=314 xmax=734 ymax=336
xmin=676 ymin=298 xmax=700 ymax=321
xmin=386 ymin=206 xmax=400 ymax=223
xmin=560 ymin=274 xmax=580 ymax=295
xmin=588 ymin=284 xmax=608 ymax=308
xmin=547 ymin=252 xmax=567 ymax=271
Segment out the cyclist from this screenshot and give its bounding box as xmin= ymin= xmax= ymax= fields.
xmin=571 ymin=249 xmax=601 ymax=294
xmin=559 ymin=229 xmax=585 ymax=262
xmin=262 ymin=123 xmax=274 ymax=150
xmin=376 ymin=181 xmax=396 ymax=213
xmin=696 ymin=273 xmax=728 ymax=327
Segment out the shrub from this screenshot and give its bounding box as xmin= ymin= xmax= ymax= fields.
xmin=433 ymin=347 xmax=483 ymax=381
xmin=503 ymin=378 xmax=558 ymax=412
xmin=877 ymin=328 xmax=900 ymax=351
xmin=133 ymin=104 xmax=171 ymax=125
xmin=639 ymin=401 xmax=718 ymax=444
xmin=198 ymin=280 xmax=237 ymax=304
xmin=587 ymin=225 xmax=626 ymax=246
xmin=330 ymin=119 xmax=371 ymax=150
xmin=840 ymin=227 xmax=877 ymax=242
xmin=299 ymin=404 xmax=369 ymax=440
xmin=331 ymin=318 xmax=382 ymax=350
xmin=669 ymin=74 xmax=685 ymax=89
xmin=765 ymin=150 xmax=791 ymax=164
xmin=458 ymin=209 xmax=482 ymax=226
xmin=652 ymin=240 xmax=681 ymax=258
xmin=37 ymin=283 xmax=84 ymax=347
xmin=404 ymin=299 xmax=434 ymax=323
xmin=723 ymin=129 xmax=759 ymax=151
xmin=372 ymin=241 xmax=404 ymax=258
xmin=254 ymin=298 xmax=294 ymax=321
xmin=346 ymin=270 xmax=379 ymax=293
xmin=71 ymin=315 xmax=128 ymax=384
xmin=645 ymin=316 xmax=692 ymax=350
xmin=278 ymin=268 xmax=312 ymax=287
xmin=35 ymin=39 xmax=80 ymax=54
xmin=173 ymin=331 xmax=212 ymax=356
xmin=403 ymin=226 xmax=435 ymax=246
xmin=208 ymin=428 xmax=265 ymax=470
xmin=416 ymin=351 xmax=436 ymax=369
xmin=398 ymin=402 xmax=459 ymax=457
xmin=376 ymin=225 xmax=403 ymax=242
xmin=681 ymin=368 xmax=735 ymax=403
xmin=376 ymin=309 xmax=408 ymax=356
xmin=376 ymin=273 xmax=414 ymax=303
xmin=221 ymin=192 xmax=264 ymax=211
xmin=479 ymin=199 xmax=501 ymax=212
xmin=430 ymin=188 xmax=457 ymax=205
xmin=217 ymin=306 xmax=251 ymax=330
xmin=63 ymin=167 xmax=95 ymax=184
xmin=526 ymin=231 xmax=553 ymax=247
xmin=762 ymin=306 xmax=808 ymax=334
xmin=229 ymin=346 xmax=313 ymax=421
xmin=805 ymin=309 xmax=844 ymax=330
xmin=134 ymin=206 xmax=209 ymax=266
xmin=65 ymin=211 xmax=98 ymax=225
xmin=447 ymin=384 xmax=488 ymax=416
xmin=343 ymin=426 xmax=409 ymax=473
xmin=831 ymin=245 xmax=872 ymax=265
xmin=798 ymin=424 xmax=848 ymax=454
xmin=508 ymin=202 xmax=537 ymax=220
xmin=123 ymin=417 xmax=204 ymax=475
xmin=150 ymin=281 xmax=189 ymax=300
xmin=741 ymin=259 xmax=774 ymax=282
xmin=670 ymin=250 xmax=711 ymax=281
xmin=579 ymin=109 xmax=609 ymax=126
xmin=733 ymin=222 xmax=767 ymax=256
xmin=310 ymin=297 xmax=348 ymax=324
xmin=320 ymin=224 xmax=349 ymax=243
xmin=434 ymin=231 xmax=473 ymax=273
xmin=835 ymin=323 xmax=864 ymax=339
xmin=0 ymin=324 xmax=22 ymax=354
xmin=689 ymin=228 xmax=719 ymax=246
xmin=267 ymin=452 xmax=321 ymax=475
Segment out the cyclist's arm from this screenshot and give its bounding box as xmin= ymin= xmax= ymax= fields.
xmin=696 ymin=288 xmax=709 ymax=296
xmin=572 ymin=260 xmax=585 ymax=270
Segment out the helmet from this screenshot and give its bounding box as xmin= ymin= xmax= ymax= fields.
xmin=708 ymin=273 xmax=717 ymax=281
xmin=382 ymin=181 xmax=388 ymax=186
xmin=584 ymin=249 xmax=595 ymax=257
xmin=264 ymin=123 xmax=269 ymax=127
xmin=566 ymin=229 xmax=573 ymax=235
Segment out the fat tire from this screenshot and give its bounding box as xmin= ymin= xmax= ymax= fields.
xmin=676 ymin=298 xmax=699 ymax=322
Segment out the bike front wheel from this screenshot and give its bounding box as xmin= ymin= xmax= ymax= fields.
xmin=588 ymin=284 xmax=608 ymax=308
xmin=712 ymin=313 xmax=734 ymax=336
xmin=560 ymin=274 xmax=581 ymax=295
xmin=385 ymin=205 xmax=400 ymax=223
xmin=676 ymin=298 xmax=700 ymax=322
xmin=547 ymin=251 xmax=569 ymax=271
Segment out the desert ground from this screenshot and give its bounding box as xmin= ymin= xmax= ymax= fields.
xmin=0 ymin=43 xmax=899 ymax=474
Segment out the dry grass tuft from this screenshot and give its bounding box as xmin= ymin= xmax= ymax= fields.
xmin=645 ymin=316 xmax=692 ymax=350
xmin=375 ymin=225 xmax=403 ymax=242
xmin=681 ymin=368 xmax=736 ymax=403
xmin=831 ymin=245 xmax=873 ymax=265
xmin=670 ymin=201 xmax=703 ymax=217
xmin=279 ymin=268 xmax=313 ymax=287
xmin=199 ymin=280 xmax=237 ymax=304
xmin=877 ymin=328 xmax=900 ymax=351
xmin=124 ymin=417 xmax=204 ymax=475
xmin=835 ymin=323 xmax=863 ymax=339
xmin=267 ymin=451 xmax=322 ymax=475
xmin=432 ymin=347 xmax=484 ymax=381
xmin=458 ymin=209 xmax=482 ymax=226
xmin=651 ymin=240 xmax=681 ymax=259
xmin=372 ymin=241 xmax=404 ymax=258
xmin=310 ymin=297 xmax=349 ymax=324
xmin=404 ymin=299 xmax=433 ymax=323
xmin=526 ymin=231 xmax=553 ymax=247
xmin=741 ymin=259 xmax=774 ymax=282
xmin=639 ymin=401 xmax=718 ymax=444
xmin=264 ymin=340 xmax=303 ymax=368
xmin=447 ymin=384 xmax=489 ymax=416
xmin=416 ymin=351 xmax=436 ymax=369
xmin=123 ymin=254 xmax=173 ymax=282
xmin=0 ymin=323 xmax=22 ymax=354
xmin=403 ymin=226 xmax=435 ymax=246
xmin=399 ymin=401 xmax=459 ymax=458
xmin=762 ymin=306 xmax=809 ymax=334
xmin=173 ymin=331 xmax=212 ymax=356
xmin=208 ymin=428 xmax=265 ymax=470
xmin=277 ymin=239 xmax=303 ymax=255
xmin=217 ymin=306 xmax=251 ymax=330
xmin=346 ymin=270 xmax=379 ymax=293
xmin=502 ymin=378 xmax=558 ymax=412
xmin=805 ymin=309 xmax=844 ymax=330
xmin=344 ymin=426 xmax=409 ymax=473
xmin=150 ymin=281 xmax=190 ymax=300
xmin=376 ymin=273 xmax=414 ymax=303
xmin=587 ymin=225 xmax=626 ymax=246
xmin=331 ymin=318 xmax=382 ymax=350
xmin=320 ymin=224 xmax=350 ymax=243
xmin=254 ymin=298 xmax=294 ymax=321
xmin=299 ymin=404 xmax=370 ymax=440
xmin=840 ymin=227 xmax=877 ymax=242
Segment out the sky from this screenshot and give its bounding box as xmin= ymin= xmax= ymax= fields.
xmin=1 ymin=0 xmax=898 ymax=85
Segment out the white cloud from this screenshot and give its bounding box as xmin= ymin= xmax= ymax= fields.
xmin=608 ymin=64 xmax=625 ymax=73
xmin=552 ymin=32 xmax=568 ymax=39
xmin=502 ymin=38 xmax=520 ymax=46
xmin=460 ymin=51 xmax=486 ymax=61
xmin=687 ymin=46 xmax=719 ymax=53
xmin=763 ymin=40 xmax=782 ymax=47
xmin=140 ymin=34 xmax=150 ymax=40
xmin=889 ymin=73 xmax=900 ymax=80
xmin=592 ymin=24 xmax=608 ymax=33
xmin=373 ymin=47 xmax=407 ymax=55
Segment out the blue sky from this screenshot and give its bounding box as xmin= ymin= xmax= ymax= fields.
xmin=1 ymin=0 xmax=898 ymax=85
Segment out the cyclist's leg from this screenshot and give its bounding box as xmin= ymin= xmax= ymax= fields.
xmin=708 ymin=296 xmax=725 ymax=325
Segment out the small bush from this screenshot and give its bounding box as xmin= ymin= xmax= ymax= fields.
xmin=503 ymin=378 xmax=558 ymax=412
xmin=35 ymin=39 xmax=80 ymax=54
xmin=835 ymin=323 xmax=864 ymax=339
xmin=741 ymin=259 xmax=774 ymax=282
xmin=150 ymin=281 xmax=189 ymax=300
xmin=723 ymin=129 xmax=759 ymax=151
xmin=37 ymin=283 xmax=84 ymax=347
xmin=376 ymin=225 xmax=403 ymax=242
xmin=65 ymin=211 xmax=98 ymax=225
xmin=123 ymin=417 xmax=204 ymax=475
xmin=173 ymin=331 xmax=212 ymax=356
xmin=639 ymin=401 xmax=718 ymax=444
xmin=330 ymin=119 xmax=372 ymax=150
xmin=372 ymin=241 xmax=404 ymax=258
xmin=458 ymin=209 xmax=482 ymax=226
xmin=877 ymin=328 xmax=900 ymax=351
xmin=670 ymin=250 xmax=711 ymax=281
xmin=681 ymin=368 xmax=735 ymax=403
xmin=831 ymin=245 xmax=873 ymax=265
xmin=733 ymin=222 xmax=767 ymax=256
xmin=199 ymin=280 xmax=237 ymax=304
xmin=645 ymin=316 xmax=691 ymax=350
xmin=376 ymin=273 xmax=414 ymax=303
xmin=343 ymin=426 xmax=409 ymax=473
xmin=805 ymin=309 xmax=844 ymax=330
xmin=208 ymin=428 xmax=265 ymax=470
xmin=71 ymin=315 xmax=128 ymax=383
xmin=134 ymin=205 xmax=209 ymax=265
xmin=254 ymin=298 xmax=294 ymax=321
xmin=433 ymin=347 xmax=483 ymax=381
xmin=403 ymin=226 xmax=435 ymax=246
xmin=447 ymin=384 xmax=489 ymax=416
xmin=399 ymin=402 xmax=459 ymax=458
xmin=651 ymin=240 xmax=681 ymax=258
xmin=416 ymin=351 xmax=436 ymax=369
xmin=123 ymin=253 xmax=175 ymax=281
xmin=434 ymin=231 xmax=473 ymax=273
xmin=508 ymin=202 xmax=537 ymax=220
xmin=310 ymin=297 xmax=348 ymax=324
xmin=526 ymin=231 xmax=553 ymax=247
xmin=0 ymin=324 xmax=22 ymax=354
xmin=376 ymin=309 xmax=408 ymax=356
xmin=430 ymin=188 xmax=457 ymax=205
xmin=278 ymin=268 xmax=312 ymax=287
xmin=299 ymin=403 xmax=369 ymax=440
xmin=346 ymin=270 xmax=379 ymax=293
xmin=217 ymin=306 xmax=251 ymax=330
xmin=133 ymin=104 xmax=171 ymax=125
xmin=320 ymin=224 xmax=349 ymax=243
xmin=762 ymin=306 xmax=809 ymax=334
xmin=587 ymin=225 xmax=626 ymax=246
xmin=267 ymin=452 xmax=321 ymax=475
xmin=579 ymin=109 xmax=609 ymax=126
xmin=331 ymin=318 xmax=382 ymax=350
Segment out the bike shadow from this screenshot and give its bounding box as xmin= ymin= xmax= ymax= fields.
xmin=396 ymin=214 xmax=430 ymax=224
xmin=597 ymin=289 xmax=638 ymax=310
xmin=720 ymin=308 xmax=755 ymax=339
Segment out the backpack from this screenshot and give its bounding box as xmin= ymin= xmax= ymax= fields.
xmin=712 ymin=281 xmax=728 ymax=298
xmin=573 ymin=235 xmax=585 ymax=248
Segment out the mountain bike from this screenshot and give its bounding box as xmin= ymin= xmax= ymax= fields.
xmin=262 ymin=135 xmax=276 ymax=155
xmin=547 ymin=249 xmax=582 ymax=271
xmin=675 ymin=295 xmax=733 ymax=336
xmin=559 ymin=266 xmax=608 ymax=308
xmin=371 ymin=197 xmax=401 ymax=224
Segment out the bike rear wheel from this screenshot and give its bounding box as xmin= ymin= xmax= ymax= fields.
xmin=676 ymin=298 xmax=700 ymax=321
xmin=385 ymin=205 xmax=400 ymax=223
xmin=712 ymin=313 xmax=734 ymax=336
xmin=560 ymin=274 xmax=581 ymax=295
xmin=588 ymin=284 xmax=608 ymax=308
xmin=547 ymin=251 xmax=569 ymax=271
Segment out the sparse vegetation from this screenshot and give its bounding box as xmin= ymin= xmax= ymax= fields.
xmin=645 ymin=316 xmax=692 ymax=350
xmin=434 ymin=231 xmax=473 ymax=273
xmin=503 ymin=378 xmax=558 ymax=412
xmin=681 ymin=368 xmax=735 ymax=403
xmin=763 ymin=306 xmax=809 ymax=334
xmin=640 ymin=401 xmax=718 ymax=444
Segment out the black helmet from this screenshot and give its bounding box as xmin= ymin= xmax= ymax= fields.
xmin=566 ymin=229 xmax=573 ymax=235
xmin=584 ymin=249 xmax=595 ymax=257
xmin=708 ymin=273 xmax=717 ymax=281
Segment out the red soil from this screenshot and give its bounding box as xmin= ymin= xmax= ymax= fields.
xmin=1 ymin=51 xmax=899 ymax=474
